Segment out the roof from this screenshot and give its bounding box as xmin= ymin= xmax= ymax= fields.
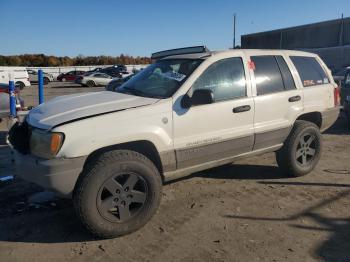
xmin=160 ymin=49 xmax=318 ymax=60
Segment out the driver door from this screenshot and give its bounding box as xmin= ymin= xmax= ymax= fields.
xmin=172 ymin=56 xmax=255 ymax=169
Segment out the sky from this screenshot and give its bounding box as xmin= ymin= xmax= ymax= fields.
xmin=1 ymin=0 xmax=349 ymax=57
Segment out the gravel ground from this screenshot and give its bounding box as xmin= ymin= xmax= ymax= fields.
xmin=0 ymin=82 xmax=350 ymax=262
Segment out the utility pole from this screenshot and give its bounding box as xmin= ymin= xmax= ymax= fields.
xmin=233 ymin=14 xmax=236 ymax=49
xmin=339 ymin=13 xmax=344 ymax=46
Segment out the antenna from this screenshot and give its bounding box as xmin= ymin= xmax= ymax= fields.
xmin=233 ymin=14 xmax=236 ymax=49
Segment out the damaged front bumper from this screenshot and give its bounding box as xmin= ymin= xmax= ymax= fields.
xmin=14 ymin=151 xmax=86 ymax=198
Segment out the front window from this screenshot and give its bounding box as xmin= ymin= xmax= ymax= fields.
xmin=116 ymin=59 xmax=202 ymax=98
xmin=190 ymin=57 xmax=246 ymax=102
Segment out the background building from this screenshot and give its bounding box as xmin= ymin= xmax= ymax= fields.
xmin=241 ymin=17 xmax=350 ymax=72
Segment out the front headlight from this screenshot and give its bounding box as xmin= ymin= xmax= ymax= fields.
xmin=30 ymin=129 xmax=64 ymax=159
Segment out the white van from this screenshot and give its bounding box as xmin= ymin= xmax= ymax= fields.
xmin=0 ymin=67 xmax=31 ymax=89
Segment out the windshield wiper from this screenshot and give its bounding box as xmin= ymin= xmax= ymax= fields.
xmin=121 ymin=86 xmax=165 ymax=99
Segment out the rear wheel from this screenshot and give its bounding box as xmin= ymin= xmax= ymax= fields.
xmin=86 ymin=80 xmax=95 ymax=87
xmin=15 ymin=81 xmax=25 ymax=90
xmin=43 ymin=77 xmax=49 ymax=85
xmin=74 ymin=150 xmax=162 ymax=238
xmin=276 ymin=120 xmax=322 ymax=177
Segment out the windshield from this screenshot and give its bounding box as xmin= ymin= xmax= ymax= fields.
xmin=116 ymin=59 xmax=202 ymax=98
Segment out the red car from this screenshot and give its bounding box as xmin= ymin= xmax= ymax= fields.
xmin=57 ymin=70 xmax=86 ymax=82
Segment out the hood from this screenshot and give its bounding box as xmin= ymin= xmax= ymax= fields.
xmin=27 ymin=91 xmax=159 ymax=130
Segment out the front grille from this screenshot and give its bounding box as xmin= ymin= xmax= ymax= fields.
xmin=8 ymin=120 xmax=31 ymax=154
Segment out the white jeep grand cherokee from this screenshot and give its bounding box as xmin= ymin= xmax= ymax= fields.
xmin=9 ymin=46 xmax=340 ymax=238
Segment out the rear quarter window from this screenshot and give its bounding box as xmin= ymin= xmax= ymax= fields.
xmin=290 ymin=56 xmax=330 ymax=87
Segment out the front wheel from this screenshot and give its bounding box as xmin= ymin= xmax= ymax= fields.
xmin=276 ymin=120 xmax=322 ymax=177
xmin=74 ymin=150 xmax=162 ymax=238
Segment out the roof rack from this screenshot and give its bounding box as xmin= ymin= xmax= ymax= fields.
xmin=151 ymin=46 xmax=210 ymax=60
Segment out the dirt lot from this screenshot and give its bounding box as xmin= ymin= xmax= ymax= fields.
xmin=1 ymin=82 xmax=350 ymax=262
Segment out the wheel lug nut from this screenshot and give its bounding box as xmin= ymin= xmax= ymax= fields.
xmin=124 ymin=187 xmax=129 ymax=192
xmin=114 ymin=198 xmax=119 ymax=202
xmin=116 ymin=189 xmax=120 ymax=194
xmin=121 ymin=201 xmax=126 ymax=205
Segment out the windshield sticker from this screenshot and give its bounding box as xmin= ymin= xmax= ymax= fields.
xmin=160 ymin=71 xmax=186 ymax=82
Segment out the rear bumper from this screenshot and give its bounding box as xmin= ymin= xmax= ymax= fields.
xmin=14 ymin=151 xmax=86 ymax=198
xmin=320 ymin=107 xmax=340 ymax=132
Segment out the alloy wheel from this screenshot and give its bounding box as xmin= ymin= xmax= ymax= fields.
xmin=97 ymin=173 xmax=148 ymax=223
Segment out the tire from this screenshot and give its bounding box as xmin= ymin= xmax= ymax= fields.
xmin=86 ymin=80 xmax=95 ymax=87
xmin=16 ymin=82 xmax=25 ymax=90
xmin=43 ymin=77 xmax=49 ymax=85
xmin=74 ymin=150 xmax=162 ymax=238
xmin=61 ymin=77 xmax=66 ymax=82
xmin=276 ymin=120 xmax=322 ymax=177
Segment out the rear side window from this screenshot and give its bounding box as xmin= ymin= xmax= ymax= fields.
xmin=191 ymin=57 xmax=246 ymax=102
xmin=290 ymin=56 xmax=330 ymax=87
xmin=251 ymin=56 xmax=285 ymax=95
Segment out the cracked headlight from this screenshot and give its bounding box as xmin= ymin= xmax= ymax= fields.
xmin=30 ymin=129 xmax=64 ymax=159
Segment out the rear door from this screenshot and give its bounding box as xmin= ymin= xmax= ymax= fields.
xmin=66 ymin=71 xmax=75 ymax=81
xmin=94 ymin=73 xmax=112 ymax=85
xmin=250 ymin=54 xmax=303 ymax=150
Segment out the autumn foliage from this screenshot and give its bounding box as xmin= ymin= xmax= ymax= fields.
xmin=0 ymin=54 xmax=151 ymax=67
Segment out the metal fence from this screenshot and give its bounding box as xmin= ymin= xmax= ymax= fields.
xmin=27 ymin=65 xmax=148 ymax=79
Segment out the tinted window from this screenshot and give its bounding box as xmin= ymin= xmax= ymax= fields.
xmin=191 ymin=57 xmax=246 ymax=102
xmin=251 ymin=56 xmax=284 ymax=95
xmin=275 ymin=56 xmax=296 ymax=90
xmin=290 ymin=56 xmax=330 ymax=87
xmin=94 ymin=73 xmax=107 ymax=78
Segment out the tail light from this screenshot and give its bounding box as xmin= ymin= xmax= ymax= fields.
xmin=334 ymin=86 xmax=340 ymax=106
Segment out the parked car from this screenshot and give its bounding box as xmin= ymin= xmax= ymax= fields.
xmin=84 ymin=67 xmax=103 ymax=75
xmin=105 ymin=74 xmax=135 ymax=91
xmin=99 ymin=65 xmax=128 ymax=77
xmin=333 ymin=66 xmax=350 ymax=83
xmin=27 ymin=69 xmax=54 ymax=85
xmin=10 ymin=47 xmax=340 ymax=239
xmin=340 ymin=68 xmax=350 ymax=105
xmin=57 ymin=70 xmax=86 ymax=82
xmin=344 ymin=95 xmax=350 ymax=124
xmin=75 ymin=73 xmax=114 ymax=87
xmin=0 ymin=83 xmax=23 ymax=120
xmin=0 ymin=67 xmax=31 ymax=90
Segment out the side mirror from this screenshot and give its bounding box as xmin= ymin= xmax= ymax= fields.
xmin=181 ymin=89 xmax=214 ymax=108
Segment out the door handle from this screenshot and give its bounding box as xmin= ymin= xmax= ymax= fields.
xmin=233 ymin=105 xmax=251 ymax=113
xmin=288 ymin=95 xmax=301 ymax=102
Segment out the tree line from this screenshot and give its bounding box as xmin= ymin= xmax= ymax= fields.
xmin=0 ymin=54 xmax=151 ymax=67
